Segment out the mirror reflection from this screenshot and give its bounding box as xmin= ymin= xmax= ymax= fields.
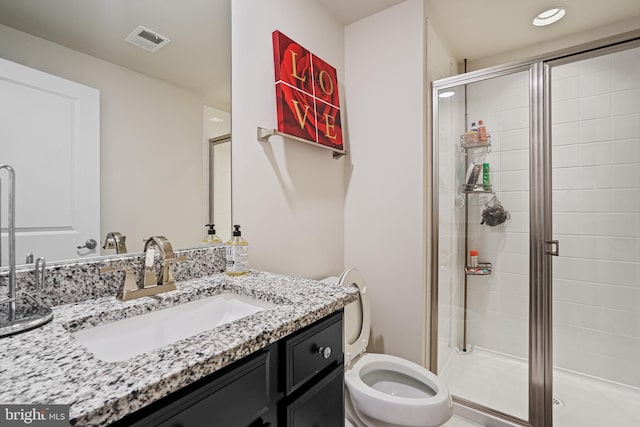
xmin=0 ymin=0 xmax=231 ymax=265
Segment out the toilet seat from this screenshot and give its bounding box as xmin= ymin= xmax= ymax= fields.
xmin=346 ymin=353 xmax=453 ymax=426
xmin=338 ymin=268 xmax=371 ymax=366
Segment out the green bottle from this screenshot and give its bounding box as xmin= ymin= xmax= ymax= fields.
xmin=483 ymin=163 xmax=490 ymax=191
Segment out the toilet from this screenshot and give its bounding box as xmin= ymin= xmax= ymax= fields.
xmin=323 ymin=268 xmax=453 ymax=427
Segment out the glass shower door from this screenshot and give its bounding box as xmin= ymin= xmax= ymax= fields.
xmin=435 ymin=69 xmax=531 ymax=422
xmin=549 ymin=44 xmax=640 ymax=427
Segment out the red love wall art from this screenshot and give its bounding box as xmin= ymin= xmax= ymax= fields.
xmin=272 ymin=30 xmax=343 ymax=151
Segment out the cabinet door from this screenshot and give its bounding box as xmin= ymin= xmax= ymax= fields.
xmin=120 ymin=350 xmax=270 ymax=427
xmin=285 ymin=310 xmax=343 ymax=394
xmin=284 ymin=366 xmax=344 ymax=427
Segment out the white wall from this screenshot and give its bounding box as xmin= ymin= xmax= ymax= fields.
xmin=232 ymin=0 xmax=462 ymax=367
xmin=344 ymin=0 xmax=427 ymax=364
xmin=231 ymin=0 xmax=345 ymax=278
xmin=0 ymin=23 xmax=214 ymax=254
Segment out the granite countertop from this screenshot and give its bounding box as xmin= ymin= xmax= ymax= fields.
xmin=0 ymin=270 xmax=358 ymax=426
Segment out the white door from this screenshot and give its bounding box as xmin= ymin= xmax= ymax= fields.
xmin=0 ymin=57 xmax=100 ymax=265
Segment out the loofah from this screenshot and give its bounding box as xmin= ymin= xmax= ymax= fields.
xmin=481 ymin=197 xmax=510 ymax=226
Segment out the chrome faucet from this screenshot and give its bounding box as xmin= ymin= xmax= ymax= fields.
xmin=99 ymin=235 xmax=186 ymax=301
xmin=142 ymin=236 xmax=185 ymax=287
xmin=102 ymin=232 xmax=127 ymax=254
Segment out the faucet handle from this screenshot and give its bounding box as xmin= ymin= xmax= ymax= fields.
xmin=142 ymin=248 xmax=159 ymax=288
xmin=103 ymin=238 xmax=116 ymax=250
xmin=159 ymin=256 xmax=187 ymax=286
xmin=100 ymin=265 xmax=138 ymax=294
xmin=103 ymin=232 xmax=127 ymax=254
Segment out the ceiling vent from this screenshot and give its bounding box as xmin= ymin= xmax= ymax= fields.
xmin=125 ymin=25 xmax=170 ymax=52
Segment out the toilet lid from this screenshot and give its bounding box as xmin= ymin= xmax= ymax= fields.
xmin=339 ymin=268 xmax=371 ymax=366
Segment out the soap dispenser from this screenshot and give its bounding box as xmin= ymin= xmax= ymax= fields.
xmin=225 ymin=225 xmax=248 ymax=276
xmin=202 ymin=224 xmax=222 ymax=245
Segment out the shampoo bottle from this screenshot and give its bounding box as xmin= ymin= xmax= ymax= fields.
xmin=202 ymin=224 xmax=222 ymax=245
xmin=478 ymin=120 xmax=487 ymax=142
xmin=469 ymin=250 xmax=478 ymax=268
xmin=225 ymin=225 xmax=249 ymax=276
xmin=464 ymin=122 xmax=479 ymax=144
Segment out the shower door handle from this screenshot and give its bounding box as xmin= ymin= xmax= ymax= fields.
xmin=546 ymin=240 xmax=559 ymax=256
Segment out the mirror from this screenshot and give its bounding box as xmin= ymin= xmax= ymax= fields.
xmin=0 ymin=0 xmax=231 ymax=265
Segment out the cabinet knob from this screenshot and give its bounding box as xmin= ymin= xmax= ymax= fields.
xmin=317 ymin=346 xmax=332 ymax=359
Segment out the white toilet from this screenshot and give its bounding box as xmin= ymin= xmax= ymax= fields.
xmin=323 ymin=268 xmax=453 ymax=427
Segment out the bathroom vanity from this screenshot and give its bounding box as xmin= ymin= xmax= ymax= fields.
xmin=0 ymin=252 xmax=357 ymax=426
xmin=114 ymin=310 xmax=345 ymax=426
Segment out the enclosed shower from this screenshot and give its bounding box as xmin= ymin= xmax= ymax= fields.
xmin=431 ymin=32 xmax=640 ymax=427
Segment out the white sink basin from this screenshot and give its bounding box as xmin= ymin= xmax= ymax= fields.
xmin=71 ymin=293 xmax=278 ymax=362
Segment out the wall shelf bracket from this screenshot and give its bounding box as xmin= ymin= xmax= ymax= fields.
xmin=257 ymin=127 xmax=346 ymax=159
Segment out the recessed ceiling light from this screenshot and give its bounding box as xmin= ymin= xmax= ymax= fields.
xmin=533 ymin=7 xmax=566 ymax=27
xmin=439 ymin=91 xmax=455 ymax=98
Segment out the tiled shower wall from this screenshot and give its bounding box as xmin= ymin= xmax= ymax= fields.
xmin=437 ymin=70 xmax=531 ymax=365
xmin=464 ymin=71 xmax=531 ymax=360
xmin=550 ymin=47 xmax=640 ymax=387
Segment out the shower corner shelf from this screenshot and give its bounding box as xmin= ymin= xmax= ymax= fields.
xmin=465 ymin=262 xmax=492 ymax=275
xmin=460 ymin=134 xmax=491 ymax=150
xmin=462 ymin=184 xmax=493 ymax=194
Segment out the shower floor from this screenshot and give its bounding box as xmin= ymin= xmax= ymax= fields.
xmin=439 ymin=345 xmax=640 ymax=427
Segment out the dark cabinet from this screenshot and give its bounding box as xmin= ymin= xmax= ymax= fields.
xmin=284 ymin=366 xmax=344 ymax=427
xmin=111 ymin=309 xmax=344 ymax=427
xmin=112 ymin=350 xmax=270 ymax=427
xmin=284 ymin=311 xmax=343 ymax=394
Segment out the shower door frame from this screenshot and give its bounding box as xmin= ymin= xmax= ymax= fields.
xmin=430 ymin=30 xmax=640 ymax=427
